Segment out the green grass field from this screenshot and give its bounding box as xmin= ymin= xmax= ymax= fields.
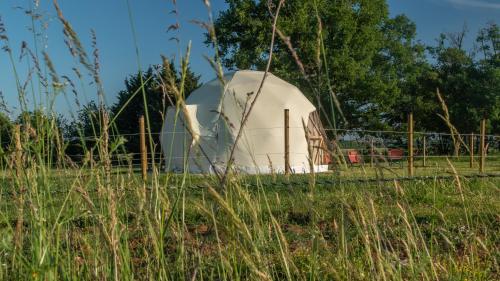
xmin=0 ymin=158 xmax=498 ymax=280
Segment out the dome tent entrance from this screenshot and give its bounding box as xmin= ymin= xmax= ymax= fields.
xmin=160 ymin=70 xmax=329 ymax=174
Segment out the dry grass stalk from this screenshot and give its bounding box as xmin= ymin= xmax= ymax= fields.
xmin=314 ymin=0 xmax=347 ymax=125
xmin=42 ymin=51 xmax=60 ymax=86
xmin=436 ymin=88 xmax=468 ymax=156
xmin=161 ymin=54 xmax=199 ymax=145
xmin=74 ymin=184 xmax=113 ymax=249
xmin=199 ymin=0 xmax=225 ymax=85
xmin=275 ymin=24 xmax=346 ymax=125
xmin=220 ymin=0 xmax=285 ymax=188
xmin=160 ymin=53 xmax=222 ymax=181
xmin=0 ymin=16 xmax=11 ymax=52
xmin=99 ymin=109 xmax=120 ymax=280
xmin=302 ymin=118 xmax=316 ymax=188
xmin=109 ymin=189 xmax=120 ymax=281
xmin=276 ymin=29 xmax=306 ymax=77
xmin=329 ymin=138 xmax=347 ymax=168
xmin=12 ymin=125 xmax=24 ymax=253
xmin=205 ymin=186 xmax=273 ymax=280
xmin=101 ymin=110 xmax=111 ymax=188
xmin=52 ymin=122 xmax=65 ymax=169
xmin=266 ymin=154 xmax=276 ymax=182
xmin=446 ymin=158 xmax=470 ymax=228
xmin=22 ymin=43 xmax=48 ymax=88
xmin=53 ymin=0 xmax=92 ymax=72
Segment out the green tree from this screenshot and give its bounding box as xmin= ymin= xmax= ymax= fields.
xmin=476 ymin=23 xmax=500 ymax=134
xmin=69 ymin=101 xmax=102 ymax=140
xmin=209 ymin=0 xmax=425 ymax=130
xmin=110 ymin=63 xmax=201 ymax=153
xmin=64 ymin=101 xmax=104 ymax=158
xmin=0 ymin=112 xmax=12 ymax=164
xmin=476 ymin=22 xmax=499 ymax=62
xmin=413 ymin=25 xmax=500 ymax=135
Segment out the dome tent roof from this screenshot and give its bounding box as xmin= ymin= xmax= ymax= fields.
xmin=160 ymin=70 xmax=328 ymax=174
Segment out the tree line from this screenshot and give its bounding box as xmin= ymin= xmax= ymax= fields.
xmin=209 ymin=0 xmax=499 ymax=135
xmin=0 ymin=62 xmax=200 ymax=162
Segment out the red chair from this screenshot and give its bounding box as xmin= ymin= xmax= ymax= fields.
xmin=347 ymin=150 xmax=363 ymax=166
xmin=388 ymin=148 xmax=404 ymax=167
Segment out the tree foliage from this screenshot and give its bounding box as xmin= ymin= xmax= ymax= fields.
xmin=209 ymin=0 xmax=499 ymax=135
xmin=209 ymin=0 xmax=426 ymax=130
xmin=64 ymin=62 xmax=201 ymax=156
xmin=411 ymin=23 xmax=500 ymax=134
xmin=110 ymin=63 xmax=201 ymax=153
xmin=0 ymin=112 xmax=12 ymax=153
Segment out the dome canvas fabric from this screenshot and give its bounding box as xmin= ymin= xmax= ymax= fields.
xmin=160 ymin=70 xmax=329 ymax=174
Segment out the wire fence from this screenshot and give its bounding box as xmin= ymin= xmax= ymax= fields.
xmin=60 ymin=129 xmax=500 ymax=154
xmin=1 ymin=127 xmax=498 ymax=140
xmin=1 ymin=127 xmax=499 ymax=172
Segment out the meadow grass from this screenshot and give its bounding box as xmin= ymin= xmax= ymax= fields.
xmin=0 ymin=1 xmax=499 ymax=280
xmin=0 ymin=164 xmax=498 ymax=280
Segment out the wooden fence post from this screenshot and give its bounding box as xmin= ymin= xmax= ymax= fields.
xmin=469 ymin=133 xmax=474 ymax=169
xmin=90 ymin=148 xmax=94 ymax=170
xmin=370 ymin=138 xmax=374 ymax=167
xmin=284 ymin=109 xmax=290 ymax=175
xmin=422 ymin=135 xmax=427 ymax=167
xmin=13 ymin=125 xmax=24 ymax=250
xmin=479 ymin=119 xmax=486 ymax=173
xmin=139 ymin=115 xmax=148 ymax=181
xmin=408 ymin=112 xmax=414 ymax=176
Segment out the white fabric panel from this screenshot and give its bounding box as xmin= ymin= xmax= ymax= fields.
xmin=160 ymin=70 xmax=321 ymax=174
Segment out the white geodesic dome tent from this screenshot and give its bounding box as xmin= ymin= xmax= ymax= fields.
xmin=160 ymin=70 xmax=329 ymax=174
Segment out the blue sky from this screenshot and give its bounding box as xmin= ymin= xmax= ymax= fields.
xmin=0 ymin=0 xmax=498 ymax=118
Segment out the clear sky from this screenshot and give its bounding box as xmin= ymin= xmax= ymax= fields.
xmin=0 ymin=0 xmax=498 ymax=118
